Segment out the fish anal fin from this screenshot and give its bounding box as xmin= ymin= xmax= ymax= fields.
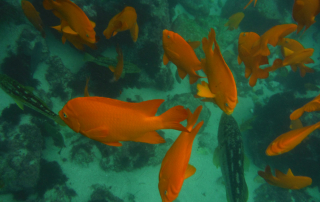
xmin=187 ymin=40 xmax=200 ymax=50
xmin=82 ymin=126 xmax=109 ymax=141
xmin=133 ymin=131 xmax=165 ymax=144
xmin=103 ymin=142 xmax=122 ymax=147
xmin=213 ymin=146 xmax=220 ymax=168
xmin=62 ymin=26 xmax=77 ymax=35
xmin=163 ymin=53 xmax=170 ymax=65
xmin=184 ymin=164 xmax=196 ymax=179
xmin=177 ymin=68 xmax=187 ymax=80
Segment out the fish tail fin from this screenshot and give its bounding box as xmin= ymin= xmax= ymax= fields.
xmin=202 ymin=28 xmax=215 ymax=54
xmin=43 ymin=0 xmax=53 ymax=10
xmin=54 ymin=115 xmax=66 ymax=126
xmin=134 ymin=131 xmax=166 ymax=144
xmin=160 ymin=106 xmax=189 ymax=132
xmin=186 ymin=106 xmax=203 ymax=130
xmin=258 ymin=165 xmax=273 ymax=180
xmin=290 ymin=107 xmax=305 ymax=120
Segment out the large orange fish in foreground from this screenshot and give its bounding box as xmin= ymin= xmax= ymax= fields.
xmin=43 ymin=0 xmax=96 ymax=43
xmin=292 ymin=0 xmax=320 ymax=34
xmin=238 ymin=32 xmax=269 ymax=87
xmin=251 ymin=24 xmax=297 ymax=56
xmin=225 ymin=12 xmax=245 ymax=31
xmin=159 ymin=106 xmax=203 ymax=202
xmin=103 ymin=6 xmax=139 ymax=42
xmin=59 ymin=97 xmax=189 ymax=146
xmin=266 ymin=121 xmax=320 ymax=156
xmin=21 ymin=0 xmax=45 ymax=38
xmin=162 ymin=30 xmax=203 ymax=84
xmin=244 ymin=0 xmax=258 ymax=9
xmin=258 ymin=165 xmax=312 ymax=189
xmin=197 ymin=28 xmax=237 ymax=114
xmin=109 ymin=46 xmax=123 ymax=82
xmin=290 ymin=94 xmax=320 ymax=120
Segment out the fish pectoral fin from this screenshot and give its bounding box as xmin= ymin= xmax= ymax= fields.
xmin=133 ymin=131 xmax=166 ymax=144
xmin=90 ymin=21 xmax=96 ymax=28
xmin=102 ymin=142 xmax=122 ymax=147
xmin=166 ymin=49 xmax=180 ymax=60
xmin=187 ymin=40 xmax=200 ymax=50
xmin=14 ymin=98 xmax=24 ymax=110
xmin=62 ymin=26 xmax=78 ymax=35
xmin=82 ymin=127 xmax=109 ymax=140
xmin=177 ymin=68 xmax=187 ymax=79
xmin=184 ymin=164 xmax=196 ymax=179
xmin=197 ymin=81 xmax=215 ymax=98
xmin=212 ymin=147 xmax=220 ymax=168
xmin=163 ymin=53 xmax=170 ymax=65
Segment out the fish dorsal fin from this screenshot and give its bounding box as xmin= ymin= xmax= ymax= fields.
xmin=237 ymin=55 xmax=242 ymax=64
xmin=213 ymin=146 xmax=220 ymax=168
xmin=62 ymin=26 xmax=78 ymax=35
xmin=275 ymin=169 xmax=286 ymax=178
xmin=90 ymin=21 xmax=96 ymax=28
xmin=286 ymin=168 xmax=294 ymax=177
xmin=187 ymin=40 xmax=200 ymax=50
xmin=14 ymin=98 xmax=24 ymax=110
xmin=184 ymin=164 xmax=196 ymax=179
xmin=163 ymin=53 xmax=169 ymax=65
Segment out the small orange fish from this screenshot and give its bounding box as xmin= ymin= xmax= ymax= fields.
xmin=43 ymin=0 xmax=96 ymax=43
xmin=292 ymin=0 xmax=320 ymax=34
xmin=290 ymin=118 xmax=303 ymax=130
xmin=244 ymin=0 xmax=258 ymax=9
xmin=84 ymin=77 xmax=90 ymax=97
xmin=251 ymin=24 xmax=297 ymax=56
xmin=103 ymin=7 xmax=139 ymax=42
xmin=59 ymin=97 xmax=189 ymax=146
xmin=21 ymin=0 xmax=45 ymax=38
xmin=225 ymin=12 xmax=245 ymax=31
xmin=197 ymin=28 xmax=237 ymax=114
xmin=51 ymin=23 xmax=97 ymax=51
xmin=290 ymin=94 xmax=320 ymax=120
xmin=159 ymin=106 xmax=203 ymax=202
xmin=109 ymin=46 xmax=123 ymax=82
xmin=258 ymin=165 xmax=312 ymax=189
xmin=266 ymin=121 xmax=320 ymax=156
xmin=238 ymin=32 xmax=269 ymax=87
xmin=162 ymin=30 xmax=203 ymax=84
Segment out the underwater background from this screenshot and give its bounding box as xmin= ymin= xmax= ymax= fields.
xmin=0 ymin=0 xmax=320 ymax=201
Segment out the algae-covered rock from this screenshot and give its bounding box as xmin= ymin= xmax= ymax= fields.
xmin=176 ymin=0 xmax=211 ymax=17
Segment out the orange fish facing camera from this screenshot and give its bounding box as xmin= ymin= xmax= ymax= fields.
xmin=103 ymin=7 xmax=139 ymax=42
xmin=21 ymin=0 xmax=45 ymax=38
xmin=197 ymin=28 xmax=237 ymax=114
xmin=258 ymin=165 xmax=312 ymax=189
xmin=43 ymin=0 xmax=96 ymax=43
xmin=159 ymin=106 xmax=203 ymax=202
xmin=266 ymin=121 xmax=320 ymax=156
xmin=162 ymin=30 xmax=203 ymax=84
xmin=59 ymin=97 xmax=189 ymax=146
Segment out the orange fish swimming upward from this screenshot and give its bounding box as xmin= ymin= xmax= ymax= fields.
xmin=225 ymin=12 xmax=245 ymax=31
xmin=258 ymin=165 xmax=312 ymax=189
xmin=197 ymin=28 xmax=237 ymax=114
xmin=59 ymin=97 xmax=189 ymax=146
xmin=238 ymin=32 xmax=269 ymax=87
xmin=266 ymin=121 xmax=320 ymax=156
xmin=103 ymin=7 xmax=139 ymax=42
xmin=51 ymin=22 xmax=97 ymax=51
xmin=159 ymin=106 xmax=204 ymax=202
xmin=21 ymin=0 xmax=45 ymax=38
xmin=292 ymin=0 xmax=320 ymax=34
xmin=162 ymin=30 xmax=203 ymax=84
xmin=244 ymin=0 xmax=258 ymax=9
xmin=290 ymin=94 xmax=320 ymax=120
xmin=43 ymin=0 xmax=96 ymax=43
xmin=109 ymin=46 xmax=123 ymax=82
xmin=251 ymin=24 xmax=297 ymax=56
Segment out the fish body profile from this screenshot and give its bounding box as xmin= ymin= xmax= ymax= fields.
xmin=158 ymin=106 xmax=204 ymax=202
xmin=59 ymin=97 xmax=189 ymax=146
xmin=0 ymin=74 xmax=65 ymax=126
xmin=290 ymin=94 xmax=320 ymax=120
xmin=225 ymin=12 xmax=244 ymax=31
xmin=21 ymin=0 xmax=45 ymax=38
xmin=214 ymin=113 xmax=248 ymax=202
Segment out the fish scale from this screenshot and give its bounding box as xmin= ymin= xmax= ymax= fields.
xmin=217 ymin=113 xmax=248 ymax=202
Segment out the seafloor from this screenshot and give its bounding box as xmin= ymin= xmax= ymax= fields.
xmin=0 ymin=0 xmax=320 ymax=201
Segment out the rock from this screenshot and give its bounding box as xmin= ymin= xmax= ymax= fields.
xmin=177 ymin=0 xmax=211 ymax=17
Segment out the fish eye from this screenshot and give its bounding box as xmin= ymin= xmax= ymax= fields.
xmin=167 ymin=35 xmax=170 ymax=39
xmin=243 ymin=33 xmax=246 ymax=36
xmin=63 ymin=113 xmax=67 ymax=118
xmin=164 ymin=190 xmax=167 ymax=195
xmin=225 ymin=103 xmax=229 ymax=107
xmin=86 ymin=34 xmax=89 ymax=37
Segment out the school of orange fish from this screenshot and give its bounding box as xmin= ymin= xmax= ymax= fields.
xmin=19 ymin=0 xmax=320 ymax=200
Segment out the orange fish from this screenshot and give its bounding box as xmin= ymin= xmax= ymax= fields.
xmin=159 ymin=106 xmax=204 ymax=202
xmin=292 ymin=0 xmax=320 ymax=34
xmin=109 ymin=46 xmax=123 ymax=82
xmin=258 ymin=165 xmax=312 ymax=189
xmin=237 ymin=32 xmax=269 ymax=87
xmin=43 ymin=0 xmax=96 ymax=43
xmin=21 ymin=0 xmax=45 ymax=38
xmin=51 ymin=23 xmax=97 ymax=51
xmin=59 ymin=97 xmax=189 ymax=146
xmin=84 ymin=77 xmax=90 ymax=97
xmin=225 ymin=12 xmax=245 ymax=31
xmin=103 ymin=7 xmax=139 ymax=42
xmin=197 ymin=28 xmax=237 ymax=114
xmin=162 ymin=30 xmax=203 ymax=84
xmin=290 ymin=94 xmax=320 ymax=120
xmin=266 ymin=121 xmax=320 ymax=156
xmin=244 ymin=0 xmax=258 ymax=9
xmin=251 ymin=24 xmax=297 ymax=56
